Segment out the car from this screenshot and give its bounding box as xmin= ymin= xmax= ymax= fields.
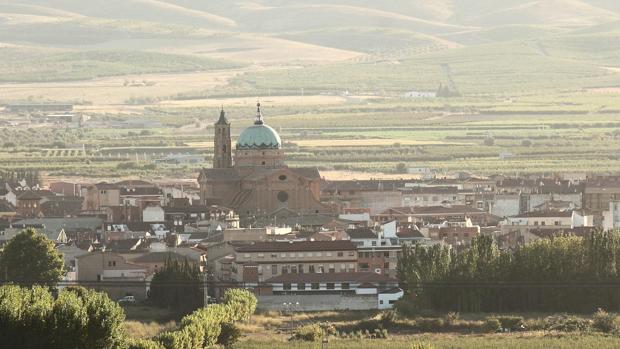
xmin=118 ymin=295 xmax=136 ymax=304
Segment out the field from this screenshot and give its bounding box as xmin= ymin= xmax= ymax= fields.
xmin=234 ymin=335 xmax=620 ymax=349
xmin=0 ymin=1 xmax=618 ymax=181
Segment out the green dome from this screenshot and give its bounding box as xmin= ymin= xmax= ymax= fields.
xmin=236 ymin=124 xmax=281 ymax=150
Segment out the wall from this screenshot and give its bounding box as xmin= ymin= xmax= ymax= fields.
xmin=257 ymin=294 xmax=377 ymax=311
xmin=143 ymin=206 xmax=164 ymax=222
xmin=491 ymin=194 xmax=520 ymax=218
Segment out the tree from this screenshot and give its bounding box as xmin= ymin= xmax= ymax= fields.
xmin=0 ymin=285 xmax=126 ymax=349
xmin=149 ymin=258 xmax=203 ymax=316
xmin=0 ymin=228 xmax=63 ymax=285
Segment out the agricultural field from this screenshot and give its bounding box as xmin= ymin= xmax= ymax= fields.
xmin=0 ymin=1 xmax=618 ymax=181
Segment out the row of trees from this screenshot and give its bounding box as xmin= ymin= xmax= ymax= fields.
xmin=397 ymin=231 xmax=620 ymax=313
xmin=0 ymin=285 xmax=126 ymax=349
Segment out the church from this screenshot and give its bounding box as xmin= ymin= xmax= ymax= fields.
xmin=198 ymin=103 xmax=331 ymax=218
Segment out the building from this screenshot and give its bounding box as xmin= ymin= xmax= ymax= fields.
xmin=584 ymin=176 xmax=620 ymax=226
xmin=346 ymin=227 xmax=400 ymax=277
xmin=603 ymin=200 xmax=620 ymax=231
xmin=500 ymin=210 xmax=594 ymax=243
xmin=227 ymin=240 xmax=358 ymax=283
xmin=198 ymin=104 xmax=330 ymax=218
xmin=81 ymin=182 xmax=121 ymax=211
xmin=75 ymin=252 xmax=147 ymax=301
xmin=258 ymin=272 xmax=402 ymax=311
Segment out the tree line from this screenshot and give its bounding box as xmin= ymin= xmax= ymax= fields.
xmin=397 ymin=231 xmax=620 ymax=313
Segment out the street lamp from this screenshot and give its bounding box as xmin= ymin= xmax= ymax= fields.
xmin=282 ymin=301 xmax=300 ymax=332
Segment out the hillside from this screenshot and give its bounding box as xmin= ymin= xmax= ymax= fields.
xmin=0 ymin=0 xmax=616 ymax=95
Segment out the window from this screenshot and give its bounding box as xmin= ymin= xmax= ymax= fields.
xmin=541 ymin=221 xmax=546 ymax=226
xmin=258 ymin=253 xmax=264 ymax=258
xmin=271 ymin=253 xmax=278 ymax=258
xmin=380 ymin=300 xmax=384 ymax=305
xmin=342 ymin=283 xmax=350 ymax=290
xmin=281 ymin=253 xmax=286 ymax=257
xmin=326 ymin=252 xmax=332 ymax=257
xmin=277 ymin=191 xmax=289 ymax=203
xmin=318 ymin=265 xmax=324 ymax=273
xmin=329 ymin=265 xmax=335 ymax=273
xmin=384 ymin=262 xmax=390 ymax=269
xmin=283 ymin=283 xmax=292 ymax=290
xmin=298 ymin=264 xmax=304 ymax=274
xmin=384 ymin=252 xmax=390 ymax=258
xmin=371 ymin=241 xmax=377 ymax=246
xmin=279 ymin=175 xmax=287 ymax=181
xmin=282 ymin=266 xmax=289 ymax=274
xmin=359 ymin=263 xmax=369 ymax=271
xmin=389 ymin=300 xmax=396 ymax=305
xmin=348 ymin=251 xmax=355 ymax=257
xmin=308 ymin=265 xmax=315 ymax=273
xmin=326 ymin=283 xmax=335 ymax=290
xmin=533 ymin=221 xmax=539 ymax=226
xmin=107 ymin=261 xmax=116 ymax=267
xmin=271 ymin=265 xmax=277 ymax=274
xmin=291 ymin=265 xmax=298 ymax=274
xmin=555 ymin=221 xmax=560 ymax=226
xmin=297 ymin=283 xmax=306 ymax=290
xmin=311 ymin=283 xmax=320 ymax=290
xmin=337 ymin=252 xmax=344 ymax=257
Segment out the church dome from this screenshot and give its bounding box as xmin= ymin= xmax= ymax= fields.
xmin=236 ymin=103 xmax=281 ymax=150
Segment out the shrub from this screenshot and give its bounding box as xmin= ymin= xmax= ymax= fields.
xmin=218 ymin=322 xmax=241 ymax=347
xmin=445 ymin=312 xmax=459 ymax=326
xmin=291 ymin=324 xmax=322 ymax=342
xmin=415 ymin=318 xmax=445 ymax=332
xmin=222 ymin=289 xmax=258 ymax=322
xmin=395 ymin=298 xmax=418 ymax=318
xmin=481 ymin=318 xmax=501 ymax=333
xmin=524 ymin=318 xmax=546 ymax=331
xmin=592 ymin=308 xmax=618 ymax=333
xmin=545 ymin=315 xmax=592 ymax=332
xmin=496 ymin=316 xmax=524 ymax=331
xmin=379 ymin=310 xmax=397 ymax=327
xmin=127 ymin=338 xmax=165 ymax=349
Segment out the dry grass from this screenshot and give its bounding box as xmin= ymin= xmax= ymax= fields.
xmin=124 ymin=320 xmax=177 ymax=339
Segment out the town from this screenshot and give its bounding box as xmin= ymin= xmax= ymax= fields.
xmin=0 ymin=103 xmax=617 ymax=315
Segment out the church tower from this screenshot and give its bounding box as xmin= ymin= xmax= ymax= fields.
xmin=213 ymin=107 xmax=232 ymax=168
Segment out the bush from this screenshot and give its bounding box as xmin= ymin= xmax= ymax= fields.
xmin=524 ymin=318 xmax=546 ymax=331
xmin=445 ymin=312 xmax=459 ymax=326
xmin=592 ymin=309 xmax=618 ymax=333
xmin=379 ymin=310 xmax=397 ymax=327
xmin=481 ymin=318 xmax=501 ymax=333
xmin=291 ymin=324 xmax=322 ymax=342
xmin=218 ymin=322 xmax=241 ymax=347
xmin=415 ymin=318 xmax=445 ymax=332
xmin=545 ymin=315 xmax=592 ymax=332
xmin=127 ymin=338 xmax=165 ymax=349
xmin=395 ymin=297 xmax=418 ymax=318
xmin=496 ymin=316 xmax=524 ymax=331
xmin=222 ymin=289 xmax=257 ymax=322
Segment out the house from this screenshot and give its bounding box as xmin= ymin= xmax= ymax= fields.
xmin=400 ymin=186 xmax=464 ymax=208
xmin=584 ymin=176 xmax=620 ymax=226
xmin=375 ymin=205 xmax=497 ymax=226
xmin=228 ymin=240 xmax=358 ymax=283
xmin=75 ymin=252 xmax=147 ymax=301
xmin=11 ymin=217 xmax=103 ymax=242
xmin=258 ymin=272 xmax=402 ymax=311
xmin=117 ymin=180 xmax=163 ymax=209
xmin=347 ymin=228 xmax=401 ymax=277
xmin=81 ymin=182 xmax=121 ymax=211
xmin=321 ymin=180 xmax=406 ymax=215
xmin=16 ymin=190 xmax=43 ymax=218
xmin=602 ymin=200 xmax=620 ymax=231
xmin=500 ymin=210 xmax=594 ymax=243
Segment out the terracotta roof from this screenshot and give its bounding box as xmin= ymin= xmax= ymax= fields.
xmin=514 ymin=210 xmax=574 ymax=218
xmin=17 ymin=190 xmax=42 ymax=200
xmin=236 ymin=240 xmax=356 ymax=253
xmin=397 ymin=227 xmax=425 ymax=239
xmin=94 ymin=182 xmax=119 ymax=190
xmin=322 ymin=179 xmax=412 ymax=192
xmin=265 ymin=271 xmax=396 ymax=284
xmin=380 ymin=205 xmax=486 ymax=216
xmin=346 ymin=228 xmax=376 ymax=239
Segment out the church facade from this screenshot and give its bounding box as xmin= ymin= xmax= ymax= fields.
xmin=198 ymin=104 xmax=331 ymax=217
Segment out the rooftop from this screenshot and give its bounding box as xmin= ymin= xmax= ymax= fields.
xmin=265 ymin=271 xmax=397 ymax=284
xmin=236 ymin=240 xmax=356 ymax=253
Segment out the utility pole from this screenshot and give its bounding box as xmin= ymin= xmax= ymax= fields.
xmin=203 ymin=270 xmax=209 ymax=308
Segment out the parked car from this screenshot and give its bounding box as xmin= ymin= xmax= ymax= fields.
xmin=118 ymin=295 xmax=136 ymax=304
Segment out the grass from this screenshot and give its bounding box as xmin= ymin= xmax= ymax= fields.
xmin=233 ymin=334 xmax=620 ymax=349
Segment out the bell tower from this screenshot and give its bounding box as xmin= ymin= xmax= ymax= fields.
xmin=213 ymin=107 xmax=232 ymax=168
